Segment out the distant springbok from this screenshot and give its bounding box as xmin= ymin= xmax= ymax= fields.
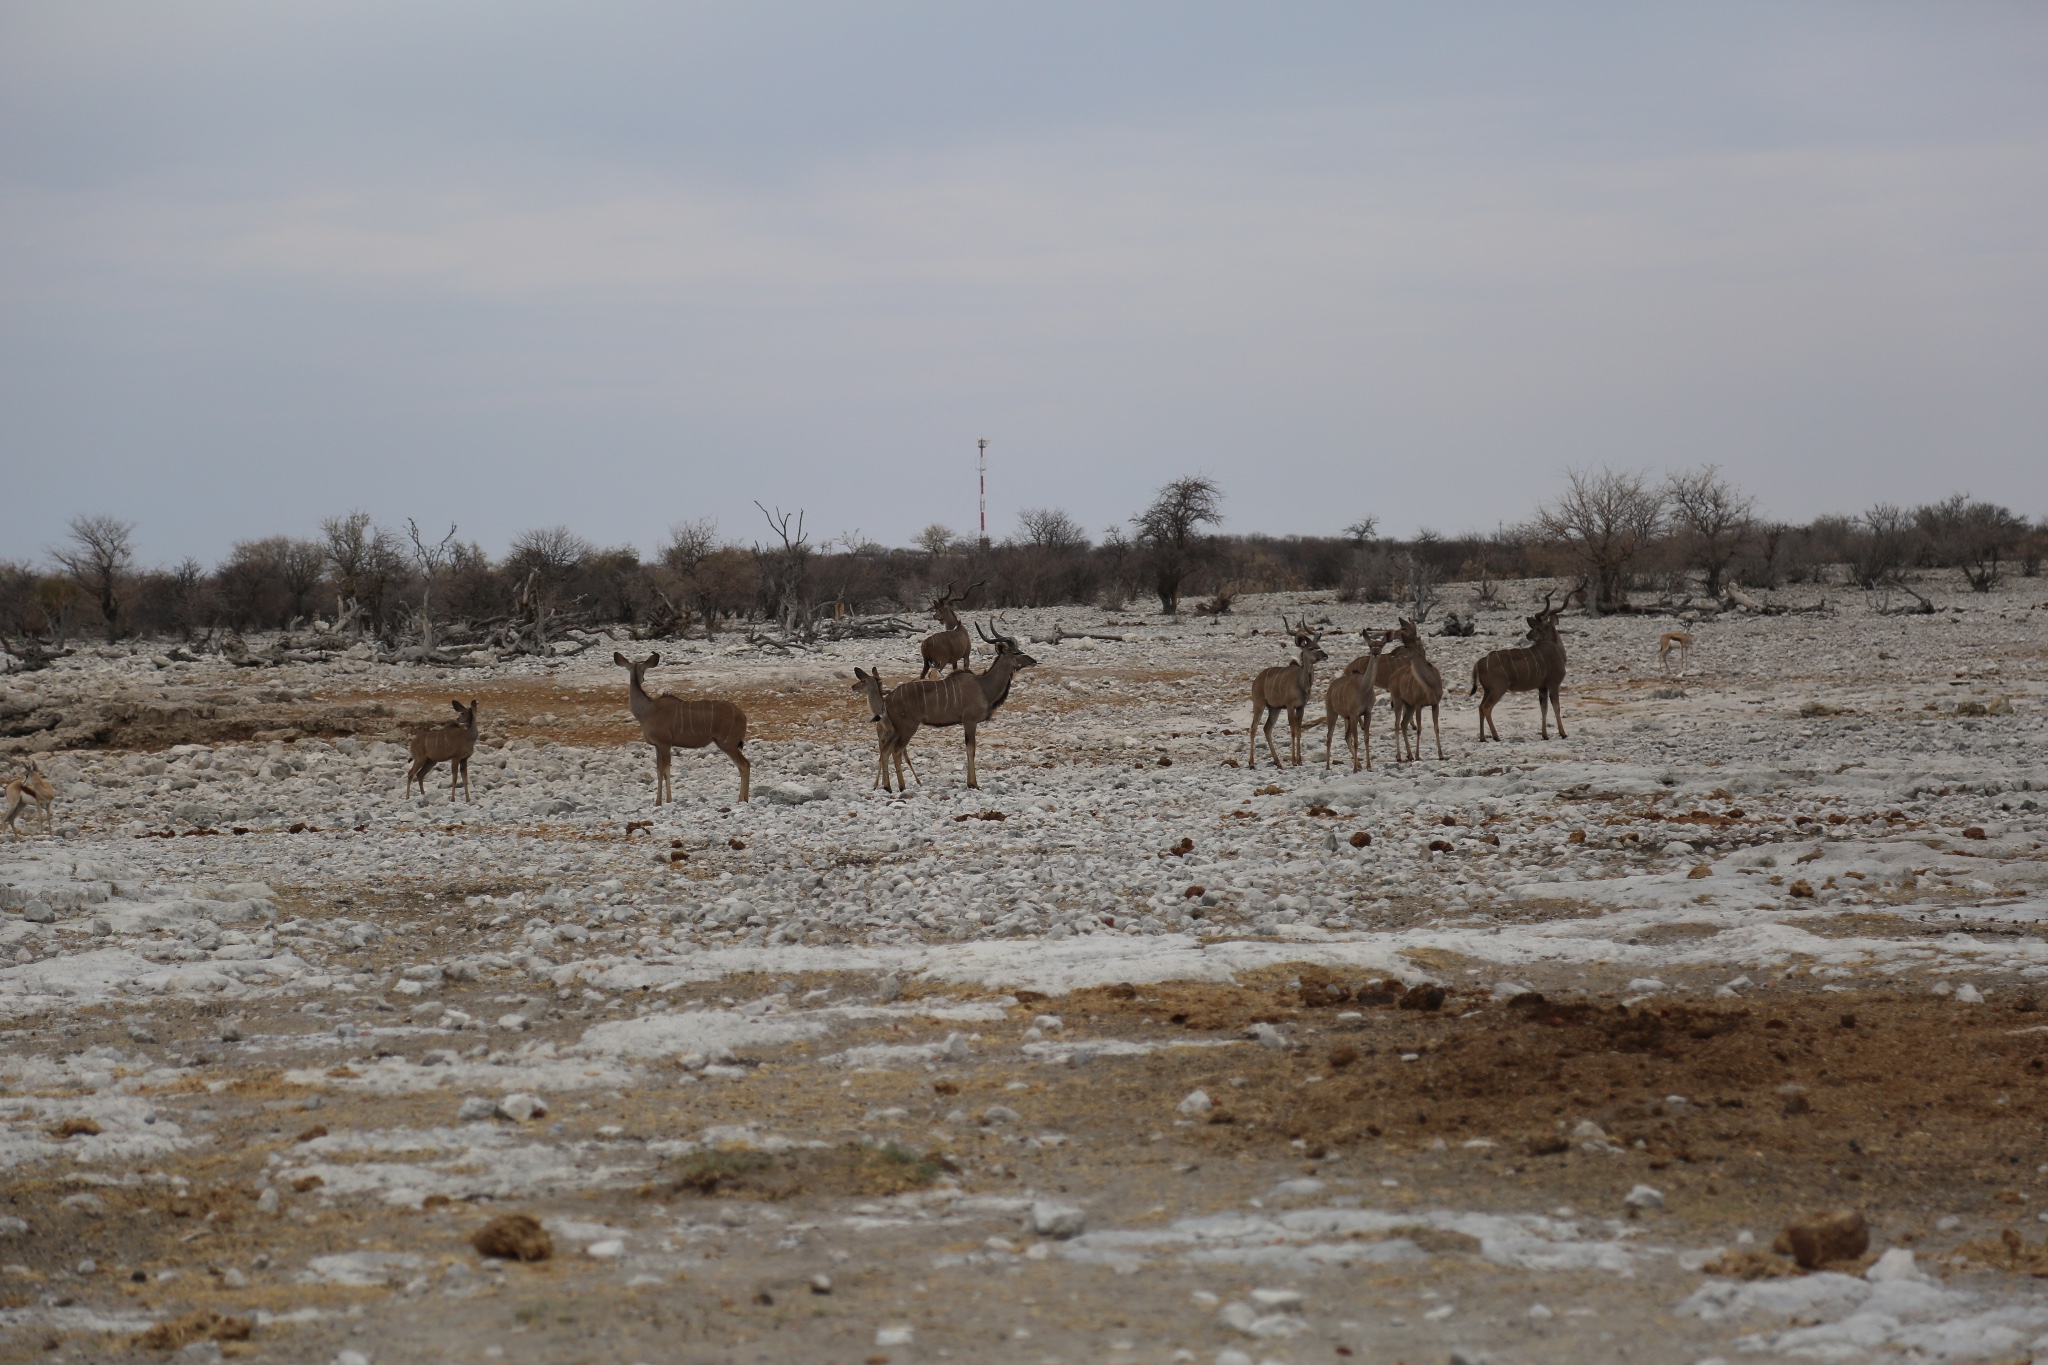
xmin=918 ymin=580 xmax=985 ymax=678
xmin=1380 ymin=617 xmax=1446 ymax=762
xmin=3 ymin=760 xmax=56 ymax=838
xmin=852 ymin=666 xmax=919 ymax=791
xmin=1318 ymin=628 xmax=1393 ymax=772
xmin=1469 ymin=594 xmax=1569 ymax=741
xmin=613 ymin=652 xmax=750 ymax=803
xmin=406 ymin=700 xmax=479 ymax=803
xmin=877 ymin=620 xmax=1037 ymax=789
xmin=1249 ymin=617 xmax=1328 ymax=768
xmin=1657 ymin=630 xmax=1692 ymax=674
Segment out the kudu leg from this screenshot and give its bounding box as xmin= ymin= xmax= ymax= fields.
xmin=1430 ymin=704 xmax=1444 ymax=761
xmin=655 ymin=745 xmax=671 ymax=805
xmin=1551 ymin=687 xmax=1567 ymax=739
xmin=963 ymin=723 xmax=978 ymax=789
xmin=722 ymin=741 xmax=750 ymax=802
xmin=1288 ymin=707 xmax=1305 ymax=766
xmin=1248 ymin=704 xmax=1264 ymax=768
xmin=1263 ymin=710 xmax=1287 ymax=770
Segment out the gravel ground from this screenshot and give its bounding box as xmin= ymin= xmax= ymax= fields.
xmin=2 ymin=575 xmax=2046 ymax=1365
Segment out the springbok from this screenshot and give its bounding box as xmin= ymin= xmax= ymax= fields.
xmin=852 ymin=667 xmax=919 ymax=791
xmin=918 ymin=580 xmax=985 ymax=678
xmin=613 ymin=652 xmax=750 ymax=804
xmin=1249 ymin=617 xmax=1328 ymax=768
xmin=1380 ymin=617 xmax=1446 ymax=762
xmin=1318 ymin=628 xmax=1393 ymax=772
xmin=1657 ymin=630 xmax=1692 ymax=674
xmin=878 ymin=620 xmax=1036 ymax=789
xmin=405 ymin=700 xmax=479 ymax=803
xmin=1469 ymin=594 xmax=1569 ymax=741
xmin=3 ymin=760 xmax=56 ymax=838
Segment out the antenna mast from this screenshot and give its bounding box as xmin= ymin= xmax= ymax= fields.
xmin=977 ymin=438 xmax=989 ymax=550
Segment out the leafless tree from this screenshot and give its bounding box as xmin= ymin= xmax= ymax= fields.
xmin=662 ymin=519 xmax=721 ymax=574
xmin=1914 ymin=494 xmax=2028 ymax=592
xmin=1532 ymin=467 xmax=1665 ymax=613
xmin=753 ymin=502 xmax=813 ymax=635
xmin=1665 ymin=464 xmax=1755 ymax=596
xmin=1342 ymin=517 xmax=1379 ymax=546
xmin=1849 ymin=503 xmax=1918 ymax=589
xmin=915 ymin=523 xmax=960 ymax=558
xmin=51 ymin=514 xmax=135 ymax=640
xmin=1132 ymin=476 xmax=1224 ymax=614
xmin=1015 ymin=507 xmax=1090 ymax=551
xmin=321 ymin=511 xmax=405 ymax=636
xmin=404 ymin=518 xmax=460 ymax=657
xmin=507 ymin=525 xmax=592 ymax=586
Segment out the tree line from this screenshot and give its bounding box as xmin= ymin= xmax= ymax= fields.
xmin=3 ymin=469 xmax=2041 ymax=649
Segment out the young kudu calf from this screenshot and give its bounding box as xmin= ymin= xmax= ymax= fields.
xmin=1469 ymin=595 xmax=1569 ymax=741
xmin=1319 ymin=628 xmax=1393 ymax=772
xmin=1248 ymin=617 xmax=1328 ymax=768
xmin=614 ymin=652 xmax=750 ymax=804
xmin=852 ymin=667 xmax=920 ymax=791
xmin=3 ymin=759 xmax=56 ymax=838
xmin=1380 ymin=618 xmax=1446 ymax=762
xmin=917 ymin=580 xmax=985 ymax=678
xmin=880 ymin=620 xmax=1036 ymax=789
xmin=406 ymin=700 xmax=479 ymax=803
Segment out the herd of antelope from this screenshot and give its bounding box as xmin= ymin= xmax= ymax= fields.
xmin=0 ymin=586 xmax=1677 ymax=831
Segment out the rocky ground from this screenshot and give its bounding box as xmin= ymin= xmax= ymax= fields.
xmin=2 ymin=575 xmax=2046 ymax=1365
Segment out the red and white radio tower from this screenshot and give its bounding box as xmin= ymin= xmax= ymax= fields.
xmin=977 ymin=438 xmax=989 ymax=550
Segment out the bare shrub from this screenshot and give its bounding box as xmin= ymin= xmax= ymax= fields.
xmin=1666 ymin=465 xmax=1755 ymax=596
xmin=1532 ymin=467 xmax=1665 ymax=613
xmin=1914 ymin=494 xmax=2028 ymax=592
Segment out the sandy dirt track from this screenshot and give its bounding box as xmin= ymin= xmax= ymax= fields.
xmin=3 ymin=576 xmax=2047 ymax=1365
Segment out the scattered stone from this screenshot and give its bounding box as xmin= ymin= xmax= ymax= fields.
xmin=1026 ymin=1201 xmax=1086 ymax=1239
xmin=1176 ymin=1089 xmax=1213 ymax=1115
xmin=1623 ymin=1184 xmax=1665 ymax=1212
xmin=1955 ymin=983 xmax=1984 ymax=1004
xmin=875 ymin=1325 xmax=914 ymax=1347
xmin=472 ymin=1213 xmax=553 ymax=1262
xmin=496 ymin=1093 xmax=547 ymax=1122
xmin=1772 ymin=1210 xmax=1868 ymax=1269
xmin=457 ymin=1097 xmax=497 ymax=1122
xmin=982 ymin=1105 xmax=1022 ymax=1125
xmin=810 ymin=1273 xmax=832 ymax=1294
xmin=51 ymin=1116 xmax=102 ymax=1139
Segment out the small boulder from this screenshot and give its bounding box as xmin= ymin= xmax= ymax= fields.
xmin=1623 ymin=1184 xmax=1665 ymax=1212
xmin=495 ymin=1093 xmax=547 ymax=1123
xmin=1026 ymin=1200 xmax=1086 ymax=1239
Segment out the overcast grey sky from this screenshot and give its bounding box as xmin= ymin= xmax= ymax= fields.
xmin=3 ymin=2 xmax=2045 ymax=566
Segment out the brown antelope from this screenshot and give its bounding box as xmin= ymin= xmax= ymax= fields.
xmin=1317 ymin=628 xmax=1393 ymax=772
xmin=877 ymin=620 xmax=1037 ymax=789
xmin=613 ymin=652 xmax=750 ymax=803
xmin=3 ymin=760 xmax=56 ymax=838
xmin=1657 ymin=630 xmax=1692 ymax=674
xmin=1379 ymin=617 xmax=1446 ymax=762
xmin=918 ymin=580 xmax=985 ymax=678
xmin=1249 ymin=617 xmax=1328 ymax=768
xmin=852 ymin=667 xmax=919 ymax=791
xmin=1469 ymin=594 xmax=1569 ymax=741
xmin=405 ymin=700 xmax=479 ymax=803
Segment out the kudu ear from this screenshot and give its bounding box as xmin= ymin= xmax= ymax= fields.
xmin=612 ymin=651 xmax=631 ymax=667
xmin=644 ymin=652 xmax=660 ymax=668
xmin=451 ymin=700 xmax=465 ymax=714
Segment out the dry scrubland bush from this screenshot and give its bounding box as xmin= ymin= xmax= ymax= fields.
xmin=6 ymin=472 xmax=2039 ymax=646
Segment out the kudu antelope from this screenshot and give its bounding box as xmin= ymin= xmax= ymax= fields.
xmin=877 ymin=620 xmax=1036 ymax=789
xmin=1380 ymin=617 xmax=1446 ymax=762
xmin=1657 ymin=630 xmax=1692 ymax=674
xmin=852 ymin=666 xmax=919 ymax=791
xmin=613 ymin=652 xmax=750 ymax=803
xmin=1248 ymin=617 xmax=1327 ymax=769
xmin=3 ymin=760 xmax=56 ymax=838
xmin=918 ymin=580 xmax=985 ymax=678
xmin=1316 ymin=628 xmax=1393 ymax=772
xmin=1469 ymin=594 xmax=1569 ymax=741
xmin=405 ymin=700 xmax=479 ymax=803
